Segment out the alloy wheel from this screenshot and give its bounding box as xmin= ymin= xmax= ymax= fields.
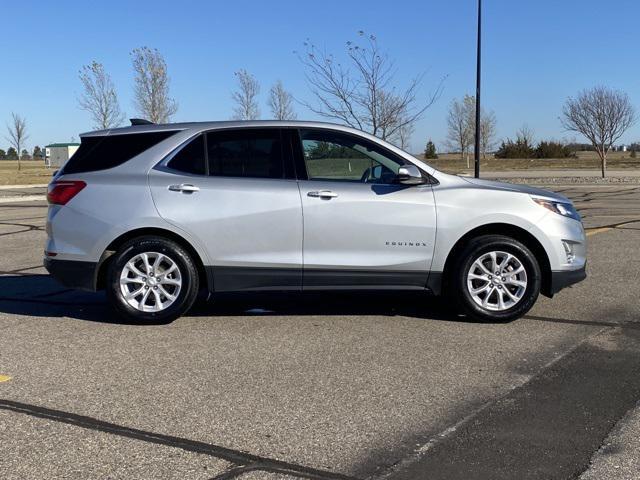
xmin=466 ymin=250 xmax=528 ymax=311
xmin=119 ymin=252 xmax=182 ymax=312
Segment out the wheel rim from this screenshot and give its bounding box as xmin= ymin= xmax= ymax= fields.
xmin=119 ymin=252 xmax=182 ymax=312
xmin=466 ymin=250 xmax=528 ymax=312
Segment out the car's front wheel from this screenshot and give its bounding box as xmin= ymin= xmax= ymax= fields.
xmin=450 ymin=235 xmax=541 ymax=322
xmin=106 ymin=236 xmax=199 ymax=323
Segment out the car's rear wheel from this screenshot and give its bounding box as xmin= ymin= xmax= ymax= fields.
xmin=450 ymin=235 xmax=541 ymax=322
xmin=106 ymin=236 xmax=199 ymax=323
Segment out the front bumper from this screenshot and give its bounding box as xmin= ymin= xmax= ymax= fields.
xmin=43 ymin=257 xmax=98 ymax=291
xmin=548 ymin=264 xmax=587 ymax=296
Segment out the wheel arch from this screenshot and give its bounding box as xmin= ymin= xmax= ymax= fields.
xmin=95 ymin=227 xmax=210 ymax=292
xmin=441 ymin=223 xmax=553 ymax=298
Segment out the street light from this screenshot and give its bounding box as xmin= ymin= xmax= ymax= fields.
xmin=474 ymin=0 xmax=482 ymax=178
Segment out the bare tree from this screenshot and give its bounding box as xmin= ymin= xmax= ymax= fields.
xmin=78 ymin=61 xmax=125 ymax=129
xmin=516 ymin=124 xmax=535 ymax=147
xmin=394 ymin=110 xmax=415 ymax=150
xmin=447 ymin=94 xmax=498 ymax=163
xmin=480 ymin=110 xmax=497 ymax=158
xmin=5 ymin=113 xmax=29 ymax=171
xmin=396 ymin=119 xmax=414 ymax=150
xmin=299 ymin=31 xmax=443 ymax=141
xmin=232 ymin=69 xmax=260 ymax=120
xmin=446 ymin=96 xmax=473 ymax=165
xmin=562 ymin=86 xmax=636 ymax=177
xmin=455 ymin=94 xmax=498 ymax=160
xmin=131 ymin=47 xmax=178 ymax=123
xmin=268 ymin=80 xmax=296 ymax=120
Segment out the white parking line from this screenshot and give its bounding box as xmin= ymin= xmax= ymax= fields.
xmin=0 ymin=184 xmax=48 ymax=189
xmin=0 ymin=195 xmax=46 ymax=203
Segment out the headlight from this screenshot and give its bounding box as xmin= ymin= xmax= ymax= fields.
xmin=532 ymin=197 xmax=581 ymax=221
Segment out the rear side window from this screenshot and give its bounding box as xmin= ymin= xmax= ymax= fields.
xmin=62 ymin=130 xmax=178 ymax=174
xmin=167 ymin=135 xmax=206 ymax=175
xmin=207 ymin=129 xmax=284 ymax=179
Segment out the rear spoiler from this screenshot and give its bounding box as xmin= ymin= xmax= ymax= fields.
xmin=130 ymin=118 xmax=154 ymax=126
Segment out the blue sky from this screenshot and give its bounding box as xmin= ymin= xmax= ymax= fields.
xmin=1 ymin=0 xmax=638 ymax=153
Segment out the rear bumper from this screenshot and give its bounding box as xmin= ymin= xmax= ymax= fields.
xmin=43 ymin=257 xmax=98 ymax=291
xmin=548 ymin=264 xmax=587 ymax=296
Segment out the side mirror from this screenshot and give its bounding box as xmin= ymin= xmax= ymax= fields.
xmin=397 ymin=165 xmax=425 ymax=185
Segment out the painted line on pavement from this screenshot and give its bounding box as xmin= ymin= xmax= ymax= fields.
xmin=586 ymin=227 xmax=613 ymax=237
xmin=0 ymin=184 xmax=48 ymax=190
xmin=0 ymin=195 xmax=46 ymax=203
xmin=0 ymin=374 xmax=12 ymax=383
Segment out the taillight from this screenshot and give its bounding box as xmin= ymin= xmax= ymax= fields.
xmin=47 ymin=180 xmax=86 ymax=205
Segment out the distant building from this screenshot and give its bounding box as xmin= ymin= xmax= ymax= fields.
xmin=45 ymin=143 xmax=80 ymax=168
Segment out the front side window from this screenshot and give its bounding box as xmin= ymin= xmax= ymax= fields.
xmin=207 ymin=129 xmax=284 ymax=179
xmin=299 ymin=129 xmax=405 ymax=183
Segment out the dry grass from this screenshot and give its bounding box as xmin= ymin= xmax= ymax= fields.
xmin=0 ymin=151 xmax=639 ymax=186
xmin=0 ymin=160 xmax=54 ymax=186
xmin=420 ymin=151 xmax=640 ymax=174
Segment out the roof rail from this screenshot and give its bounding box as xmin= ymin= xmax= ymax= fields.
xmin=130 ymin=118 xmax=154 ymax=126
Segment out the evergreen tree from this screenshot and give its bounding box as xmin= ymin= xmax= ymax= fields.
xmin=424 ymin=140 xmax=438 ymax=159
xmin=6 ymin=147 xmax=18 ymax=160
xmin=495 ymin=138 xmax=535 ymax=159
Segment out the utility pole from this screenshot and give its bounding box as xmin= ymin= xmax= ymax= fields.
xmin=474 ymin=0 xmax=482 ymax=178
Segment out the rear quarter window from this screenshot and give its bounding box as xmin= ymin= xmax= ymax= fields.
xmin=62 ymin=130 xmax=178 ymax=174
xmin=166 ymin=135 xmax=206 ymax=175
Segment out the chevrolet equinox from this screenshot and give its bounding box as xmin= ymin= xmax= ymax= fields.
xmin=44 ymin=120 xmax=587 ymax=323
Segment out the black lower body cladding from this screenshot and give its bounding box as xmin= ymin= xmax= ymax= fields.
xmin=44 ymin=257 xmax=97 ymax=291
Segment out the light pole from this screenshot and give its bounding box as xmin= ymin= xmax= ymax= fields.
xmin=474 ymin=0 xmax=482 ymax=178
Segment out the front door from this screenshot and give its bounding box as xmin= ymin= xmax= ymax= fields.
xmin=295 ymin=128 xmax=437 ymax=289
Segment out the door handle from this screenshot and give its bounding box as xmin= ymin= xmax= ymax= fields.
xmin=168 ymin=183 xmax=200 ymax=193
xmin=307 ymin=190 xmax=338 ymax=199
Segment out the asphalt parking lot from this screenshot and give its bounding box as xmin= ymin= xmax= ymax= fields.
xmin=1 ymin=184 xmax=639 ymax=479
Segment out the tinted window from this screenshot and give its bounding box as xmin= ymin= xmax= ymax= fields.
xmin=207 ymin=129 xmax=284 ymax=179
xmin=63 ymin=131 xmax=178 ymax=174
xmin=299 ymin=129 xmax=404 ymax=183
xmin=167 ymin=135 xmax=206 ymax=175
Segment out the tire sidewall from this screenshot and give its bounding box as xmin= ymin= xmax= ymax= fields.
xmin=455 ymin=236 xmax=541 ymax=322
xmin=107 ymin=237 xmax=198 ymax=323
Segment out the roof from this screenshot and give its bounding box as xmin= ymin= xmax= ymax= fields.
xmin=80 ymin=120 xmax=370 ymax=138
xmin=46 ymin=143 xmax=80 ymax=148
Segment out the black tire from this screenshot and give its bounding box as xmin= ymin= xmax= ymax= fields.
xmin=449 ymin=235 xmax=541 ymax=322
xmin=106 ymin=236 xmax=199 ymax=323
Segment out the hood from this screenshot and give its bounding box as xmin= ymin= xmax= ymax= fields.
xmin=460 ymin=177 xmax=571 ymax=203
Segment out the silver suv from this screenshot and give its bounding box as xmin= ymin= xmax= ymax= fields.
xmin=44 ymin=120 xmax=586 ymax=323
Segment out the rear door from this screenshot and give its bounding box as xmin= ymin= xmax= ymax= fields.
xmin=294 ymin=128 xmax=437 ymax=289
xmin=149 ymin=128 xmax=303 ymax=292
